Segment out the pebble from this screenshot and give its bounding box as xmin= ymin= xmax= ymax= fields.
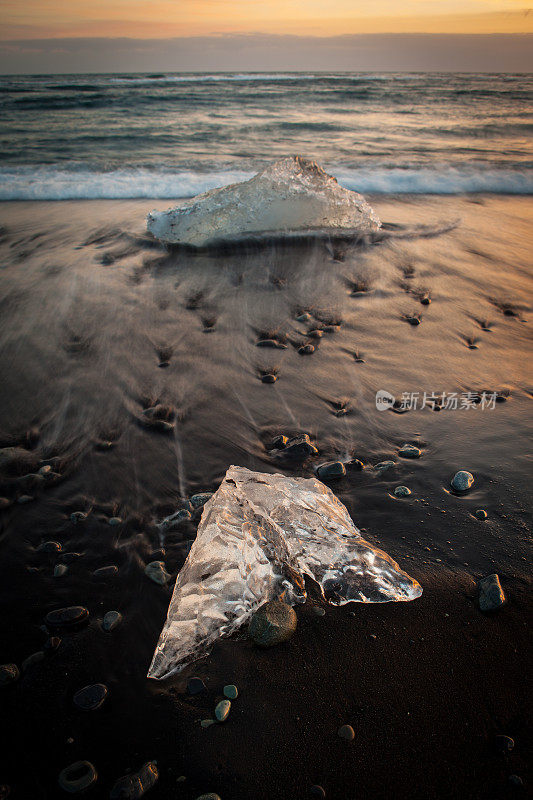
xmin=316 ymin=461 xmax=346 ymax=480
xmin=450 ymin=470 xmax=474 ymax=492
xmin=420 ymin=294 xmax=431 ymax=305
xmin=109 ymin=761 xmax=158 ymax=799
xmin=200 ymin=719 xmax=215 ymax=729
xmin=17 ymin=495 xmax=33 ymax=504
xmin=398 ymin=443 xmax=422 ymax=459
xmin=0 ymin=664 xmax=20 ymax=687
xmin=195 ymin=795 xmax=221 ymax=800
xmin=62 ymin=552 xmax=82 ymax=563
xmin=215 ymin=699 xmax=231 ymax=722
xmin=283 ymin=434 xmax=318 ymax=460
xmin=38 ymin=465 xmax=52 ymax=475
xmin=261 ymin=374 xmax=277 ymax=384
xmin=313 ymin=607 xmax=326 ymax=617
xmin=346 ymin=458 xmax=363 ymax=471
xmin=508 ymin=775 xmax=523 ymax=787
xmin=296 ymin=312 xmax=311 ymax=322
xmin=249 ymin=600 xmax=297 ymax=647
xmin=223 ymin=684 xmax=238 ymax=700
xmin=70 ymin=511 xmax=88 ymax=524
xmin=308 ymin=329 xmax=323 ymax=339
xmin=256 ymin=339 xmax=286 ymax=349
xmin=187 ymin=677 xmax=206 ymax=696
xmin=38 ymin=541 xmax=62 ymax=553
xmin=394 ymin=486 xmax=412 ymax=498
xmin=108 ymin=516 xmax=122 ymax=526
xmin=45 ymin=606 xmax=89 ymax=629
xmin=495 ymin=735 xmax=514 ymax=754
xmin=54 ymin=564 xmax=68 ymax=578
xmin=475 ymin=509 xmax=488 ymax=520
xmin=158 ymin=508 xmax=191 ymax=531
xmin=102 ymin=611 xmax=122 ymax=632
xmin=73 ymin=683 xmax=108 ymax=711
xmin=337 ymin=724 xmax=355 ymax=741
xmin=58 ymin=761 xmax=97 ymax=794
xmin=144 ymin=561 xmax=171 ymax=585
xmin=310 ymin=786 xmax=326 ymax=798
xmin=405 ymin=316 xmax=421 ymax=326
xmin=190 ymin=493 xmax=213 ymax=509
xmin=93 ymin=565 xmax=118 ymax=579
xmin=298 ymin=344 xmax=315 ymax=355
xmin=374 ymin=460 xmax=396 ymax=474
xmin=22 ymin=651 xmax=45 ymax=671
xmin=272 ymin=434 xmax=288 ymax=449
xmin=478 ymin=574 xmax=506 ymax=611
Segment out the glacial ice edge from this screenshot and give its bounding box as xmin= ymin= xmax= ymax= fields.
xmin=148 ymin=466 xmax=422 ymax=680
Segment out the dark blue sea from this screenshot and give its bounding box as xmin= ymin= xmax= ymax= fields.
xmin=0 ymin=71 xmax=532 ymax=199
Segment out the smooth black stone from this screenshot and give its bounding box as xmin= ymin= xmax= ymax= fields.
xmin=310 ymin=786 xmax=326 ymax=798
xmin=495 ymin=735 xmax=514 ymax=754
xmin=346 ymin=459 xmax=364 ymax=470
xmin=271 ymin=435 xmax=288 ymax=449
xmin=261 ymin=374 xmax=277 ymax=384
xmin=187 ymin=677 xmax=206 ymax=696
xmin=283 ymin=434 xmax=318 ymax=460
xmin=73 ymin=683 xmax=108 ymax=711
xmin=93 ymin=565 xmax=118 ymax=579
xmin=298 ymin=344 xmax=315 ymax=355
xmin=45 ymin=606 xmax=89 ymax=628
xmin=110 ymin=762 xmax=158 ymax=799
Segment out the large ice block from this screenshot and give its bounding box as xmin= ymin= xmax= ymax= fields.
xmin=148 ymin=466 xmax=421 ymax=679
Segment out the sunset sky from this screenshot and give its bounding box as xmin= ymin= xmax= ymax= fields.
xmin=0 ymin=1 xmax=531 ymax=72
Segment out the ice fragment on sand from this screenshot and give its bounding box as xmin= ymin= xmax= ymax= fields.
xmin=148 ymin=466 xmax=421 ymax=679
xmin=147 ymin=156 xmax=380 ymax=248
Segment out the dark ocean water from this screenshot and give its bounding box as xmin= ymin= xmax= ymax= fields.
xmin=0 ymin=72 xmax=532 ymax=199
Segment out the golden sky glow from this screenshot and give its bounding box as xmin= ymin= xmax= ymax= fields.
xmin=0 ymin=1 xmax=532 ymax=39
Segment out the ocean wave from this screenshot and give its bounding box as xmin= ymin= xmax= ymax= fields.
xmin=0 ymin=165 xmax=531 ymax=201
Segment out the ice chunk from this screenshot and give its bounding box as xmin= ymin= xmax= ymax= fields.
xmin=148 ymin=466 xmax=421 ymax=679
xmin=147 ymin=156 xmax=381 ymax=248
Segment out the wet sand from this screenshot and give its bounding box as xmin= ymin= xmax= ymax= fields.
xmin=0 ymin=195 xmax=531 ymax=799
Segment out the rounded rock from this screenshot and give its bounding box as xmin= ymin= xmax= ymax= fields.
xmin=298 ymin=344 xmax=315 ymax=355
xmin=398 ymin=443 xmax=422 ymax=459
xmin=58 ymin=761 xmax=97 ymax=794
xmin=310 ymin=786 xmax=326 ymax=798
xmin=0 ymin=664 xmax=20 ymax=687
xmin=346 ymin=458 xmax=363 ymax=471
xmin=70 ymin=512 xmax=88 ymax=524
xmin=394 ymin=486 xmax=412 ymax=498
xmin=144 ymin=561 xmax=171 ymax=585
xmin=508 ymin=775 xmax=523 ymax=787
xmin=313 ymin=607 xmax=326 ymax=617
xmin=495 ymin=735 xmax=514 ymax=754
xmin=93 ymin=565 xmax=118 ymax=579
xmin=337 ymin=724 xmax=355 ymax=741
xmin=271 ymin=434 xmax=288 ymax=449
xmin=73 ymin=683 xmax=108 ymax=711
xmin=195 ymin=795 xmax=222 ymax=800
xmin=374 ymin=461 xmax=396 ymax=474
xmin=223 ymin=684 xmax=238 ymax=700
xmin=249 ymin=600 xmax=297 ymax=647
xmin=45 ymin=606 xmax=89 ymax=629
xmin=54 ymin=564 xmax=68 ymax=578
xmin=102 ymin=611 xmax=122 ymax=632
xmin=261 ymin=374 xmax=277 ymax=384
xmin=296 ymin=312 xmax=311 ymax=323
xmin=451 ymin=471 xmax=474 ymax=493
xmin=190 ymin=493 xmax=213 ymax=509
xmin=479 ymin=574 xmax=506 ymax=611
xmin=109 ymin=761 xmax=158 ymax=799
xmin=316 ymin=461 xmax=346 ymax=480
xmin=215 ymin=699 xmax=231 ymax=722
xmin=475 ymin=509 xmax=488 ymax=520
xmin=187 ymin=676 xmax=206 ymax=696
xmin=38 ymin=541 xmax=62 ymax=553
xmin=108 ymin=517 xmax=122 ymax=526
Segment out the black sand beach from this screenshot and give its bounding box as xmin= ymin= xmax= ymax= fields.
xmin=0 ymin=195 xmax=531 ymax=799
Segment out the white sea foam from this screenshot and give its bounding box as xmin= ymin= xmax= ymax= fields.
xmin=0 ymin=164 xmax=531 ymax=201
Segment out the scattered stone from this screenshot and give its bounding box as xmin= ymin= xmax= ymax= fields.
xmin=38 ymin=541 xmax=62 ymax=553
xmin=58 ymin=761 xmax=97 ymax=794
xmin=450 ymin=470 xmax=474 ymax=493
xmin=261 ymin=374 xmax=277 ymax=384
xmin=62 ymin=552 xmax=82 ymax=563
xmin=323 ymin=324 xmax=339 ymax=333
xmin=420 ymin=294 xmax=431 ymax=306
xmin=38 ymin=465 xmax=52 ymax=475
xmin=190 ymin=493 xmax=213 ymax=509
xmin=256 ymin=339 xmax=287 ymax=349
xmin=296 ymin=313 xmax=311 ymax=323
xmin=17 ymin=495 xmax=33 ymax=504
xmin=283 ymin=434 xmax=318 ymax=460
xmin=508 ymin=775 xmax=523 ymax=787
xmin=249 ymin=600 xmax=297 ymax=647
xmin=271 ymin=434 xmax=288 ymax=449
xmin=298 ymin=344 xmax=315 ymax=355
xmin=70 ymin=512 xmax=88 ymax=524
xmin=307 ymin=329 xmax=323 ymax=339
xmin=495 ymin=735 xmax=514 ymax=754
xmin=223 ymin=684 xmax=238 ymax=700
xmin=158 ymin=508 xmax=191 ymax=531
xmin=54 ymin=564 xmax=68 ymax=578
xmin=187 ymin=677 xmax=206 ymax=696
xmin=108 ymin=517 xmax=122 ymax=526
xmin=0 ymin=664 xmax=20 ymax=687
xmin=313 ymin=607 xmax=326 ymax=617
xmin=316 ymin=461 xmax=346 ymax=480
xmin=338 ymin=724 xmax=355 ymax=741
xmin=310 ymin=786 xmax=326 ymax=798
xmin=93 ymin=565 xmax=118 ymax=579
xmin=405 ymin=315 xmax=421 ymax=326
xmin=475 ymin=509 xmax=488 ymax=520
xmin=478 ymin=574 xmax=506 ymax=611
xmin=200 ymin=719 xmax=216 ymax=729
xmin=195 ymin=795 xmax=221 ymax=800
xmin=45 ymin=606 xmax=89 ymax=629
xmin=346 ymin=458 xmax=364 ymax=471
xmin=102 ymin=611 xmax=122 ymax=632
xmin=21 ymin=651 xmax=45 ymax=671
xmin=109 ymin=762 xmax=158 ymax=799
xmin=374 ymin=461 xmax=396 ymax=474
xmin=95 ymin=439 xmax=115 ymax=450
xmin=215 ymin=699 xmax=231 ymax=722
xmin=394 ymin=486 xmax=412 ymax=498
xmin=73 ymin=683 xmax=108 ymax=711
xmin=398 ymin=443 xmax=422 ymax=459
xmin=145 ymin=561 xmax=171 ymax=585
